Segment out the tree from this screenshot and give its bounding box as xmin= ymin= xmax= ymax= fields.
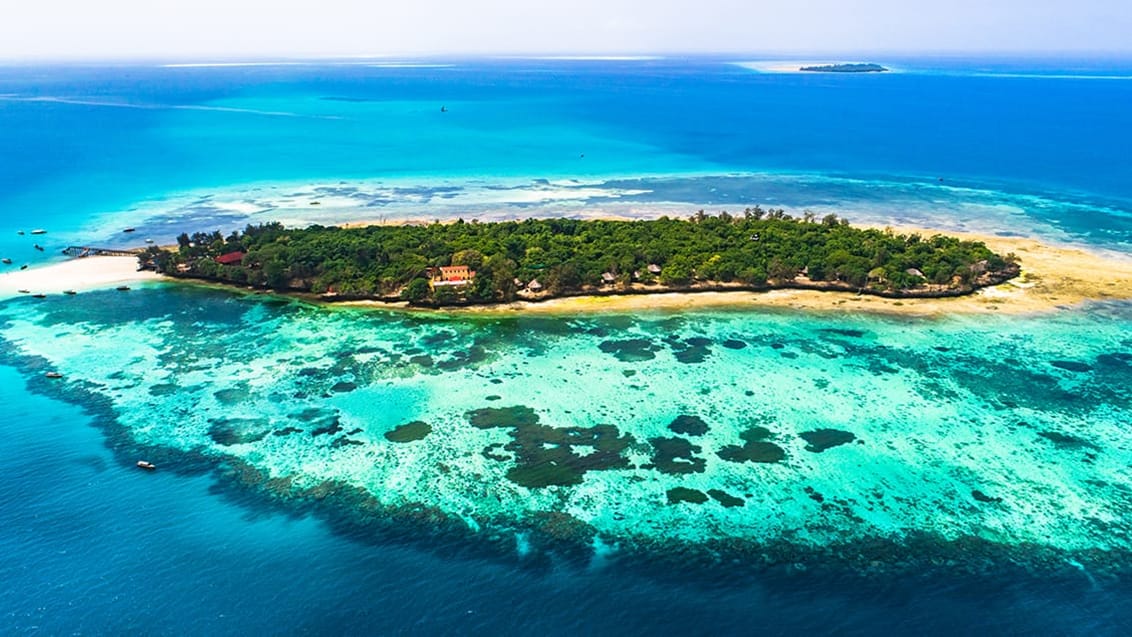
xmin=401 ymin=277 xmax=431 ymax=302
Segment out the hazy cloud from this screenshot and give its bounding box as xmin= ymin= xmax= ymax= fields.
xmin=1 ymin=0 xmax=1129 ymax=60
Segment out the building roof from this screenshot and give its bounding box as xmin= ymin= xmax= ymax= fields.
xmin=215 ymin=251 xmax=246 ymax=265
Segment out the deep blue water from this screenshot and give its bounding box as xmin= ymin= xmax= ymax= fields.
xmin=2 ymin=57 xmax=1132 ymax=634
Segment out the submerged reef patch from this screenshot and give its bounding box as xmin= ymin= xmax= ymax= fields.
xmin=466 ymin=406 xmax=634 ymax=488
xmin=668 ymin=414 xmax=709 ymax=436
xmin=648 ymin=436 xmax=706 ymax=474
xmin=718 ymin=426 xmax=787 ymax=463
xmin=667 ymin=487 xmax=708 ymax=505
xmin=385 ymin=421 xmax=432 ymax=443
xmin=208 ymin=417 xmax=273 ymax=446
xmin=598 ymin=338 xmax=661 ymax=362
xmin=799 ymin=428 xmax=857 ymax=453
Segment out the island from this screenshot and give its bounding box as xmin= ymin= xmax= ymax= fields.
xmin=137 ymin=209 xmax=1020 ymax=307
xmin=800 ymin=63 xmax=888 ymax=73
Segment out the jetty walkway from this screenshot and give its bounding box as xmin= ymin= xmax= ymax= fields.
xmin=62 ymin=246 xmax=144 ymax=258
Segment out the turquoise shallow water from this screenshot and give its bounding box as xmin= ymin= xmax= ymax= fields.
xmin=2 ymin=287 xmax=1129 ymax=572
xmin=3 ymin=58 xmax=1132 ymax=632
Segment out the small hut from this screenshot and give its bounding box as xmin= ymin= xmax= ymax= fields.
xmin=601 ymin=272 xmax=616 ymax=284
xmin=906 ymin=268 xmax=925 ymax=278
xmin=528 ymin=279 xmax=543 ymax=292
xmin=647 ymin=264 xmax=662 ymax=275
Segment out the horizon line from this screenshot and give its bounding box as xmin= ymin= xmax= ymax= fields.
xmin=2 ymin=49 xmax=1132 ymax=65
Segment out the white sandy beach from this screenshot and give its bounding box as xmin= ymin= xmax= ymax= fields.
xmin=0 ymin=256 xmax=161 ymax=298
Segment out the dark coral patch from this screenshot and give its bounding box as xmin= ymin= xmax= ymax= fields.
xmin=799 ymin=428 xmax=856 ymax=453
xmin=1096 ymin=352 xmax=1131 ymax=368
xmin=272 ymin=426 xmax=303 ymax=436
xmin=385 ymin=421 xmax=432 ymax=443
xmin=972 ymin=489 xmax=1003 ymax=503
xmin=668 ymin=414 xmax=709 ymax=436
xmin=331 ymin=437 xmax=365 ymax=448
xmin=649 ymin=436 xmax=706 ymax=474
xmin=707 ymin=489 xmax=745 ymax=508
xmin=598 ymin=338 xmax=661 ymax=362
xmin=208 ymin=417 xmax=272 ymax=446
xmin=467 ymin=405 xmax=540 ymax=429
xmin=485 ymin=395 xmax=502 ymax=401
xmin=331 ymin=381 xmax=357 ymax=393
xmin=820 ymin=328 xmax=867 ymax=339
xmin=213 ymin=383 xmax=251 ymax=405
xmin=1050 ymin=360 xmax=1091 ymax=373
xmin=292 ymin=407 xmax=343 ymax=437
xmin=148 ymin=383 xmax=179 ymax=397
xmin=721 ymin=339 xmax=748 ymax=350
xmin=466 ymin=405 xmax=634 ymax=488
xmin=666 ymin=487 xmax=708 ymax=505
xmin=1038 ymin=431 xmax=1096 ymax=449
xmin=668 ymin=337 xmax=713 ymax=364
xmin=409 ymin=355 xmax=433 ymax=367
xmin=718 ymin=425 xmax=786 ymax=463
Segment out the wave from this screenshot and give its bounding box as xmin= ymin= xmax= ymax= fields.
xmin=0 ymin=95 xmax=342 ymax=119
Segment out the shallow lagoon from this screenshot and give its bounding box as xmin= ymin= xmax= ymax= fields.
xmin=3 ymin=285 xmax=1129 ymax=575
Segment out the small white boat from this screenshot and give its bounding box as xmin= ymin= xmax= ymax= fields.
xmin=30 ymin=229 xmax=46 ymax=235
xmin=137 ymin=460 xmax=156 ymax=470
xmin=45 ymin=371 xmax=63 ymax=379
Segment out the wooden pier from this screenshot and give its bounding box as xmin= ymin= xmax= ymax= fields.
xmin=62 ymin=246 xmax=144 ymax=258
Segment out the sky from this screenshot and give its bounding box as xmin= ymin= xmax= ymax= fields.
xmin=1 ymin=0 xmax=1130 ymax=60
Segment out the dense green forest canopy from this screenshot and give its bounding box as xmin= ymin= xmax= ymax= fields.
xmin=143 ymin=209 xmax=1018 ymax=304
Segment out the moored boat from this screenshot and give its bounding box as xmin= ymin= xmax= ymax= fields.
xmin=1 ymin=258 xmax=10 ymax=264
xmin=137 ymin=460 xmax=156 ymax=470
xmin=123 ymin=227 xmax=136 ymax=233
xmin=45 ymin=371 xmax=63 ymax=379
xmin=63 ymin=289 xmax=77 ymax=295
xmin=32 ymin=293 xmax=46 ymax=299
xmin=30 ymin=229 xmax=46 ymax=235
xmin=116 ymin=285 xmax=131 ymax=291
xmin=34 ymin=244 xmax=44 ymax=251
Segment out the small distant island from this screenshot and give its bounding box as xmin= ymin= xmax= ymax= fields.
xmin=139 ymin=210 xmax=1019 ymax=307
xmin=800 ymin=63 xmax=888 ymax=73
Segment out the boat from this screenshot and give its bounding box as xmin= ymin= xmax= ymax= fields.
xmin=34 ymin=244 xmax=44 ymax=251
xmin=116 ymin=285 xmax=131 ymax=291
xmin=1 ymin=258 xmax=10 ymax=264
xmin=63 ymin=290 xmax=77 ymax=295
xmin=45 ymin=371 xmax=63 ymax=379
xmin=32 ymin=293 xmax=46 ymax=299
xmin=145 ymin=238 xmax=154 ymax=243
xmin=30 ymin=229 xmax=46 ymax=235
xmin=17 ymin=289 xmax=29 ymax=294
xmin=123 ymin=227 xmax=136 ymax=233
xmin=20 ymin=264 xmax=28 ymax=270
xmin=16 ymin=230 xmax=24 ymax=236
xmin=136 ymin=460 xmax=156 ymax=470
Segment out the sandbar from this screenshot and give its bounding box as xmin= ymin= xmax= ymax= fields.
xmin=0 ymin=256 xmax=161 ymax=298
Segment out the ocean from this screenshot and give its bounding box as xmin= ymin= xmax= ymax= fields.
xmin=1 ymin=57 xmax=1131 ymax=635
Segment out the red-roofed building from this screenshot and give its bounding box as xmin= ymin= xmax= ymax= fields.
xmin=214 ymin=251 xmax=246 ymax=265
xmin=430 ymin=265 xmax=476 ymax=287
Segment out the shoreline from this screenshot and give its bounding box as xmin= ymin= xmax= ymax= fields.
xmin=5 ymin=231 xmax=1132 ymax=318
xmin=336 ymin=227 xmax=1132 ymax=317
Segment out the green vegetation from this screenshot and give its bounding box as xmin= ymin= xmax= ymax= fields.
xmin=140 ymin=209 xmax=1019 ymax=305
xmin=800 ymin=63 xmax=888 ymax=73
